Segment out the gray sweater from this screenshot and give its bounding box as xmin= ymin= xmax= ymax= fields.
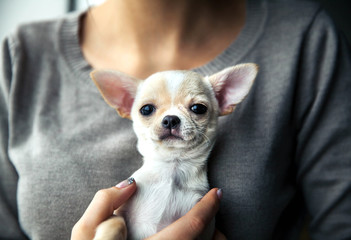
xmin=1 ymin=0 xmax=351 ymax=239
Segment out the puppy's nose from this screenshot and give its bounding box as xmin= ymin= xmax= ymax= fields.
xmin=162 ymin=115 xmax=181 ymax=129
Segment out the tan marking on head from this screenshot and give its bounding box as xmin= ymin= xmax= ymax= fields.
xmin=172 ymin=72 xmax=217 ymax=115
xmin=132 ymin=74 xmax=173 ymax=129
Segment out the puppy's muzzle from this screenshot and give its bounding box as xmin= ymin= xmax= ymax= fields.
xmin=162 ymin=115 xmax=181 ymax=129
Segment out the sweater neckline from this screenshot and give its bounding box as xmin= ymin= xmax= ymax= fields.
xmin=59 ymin=0 xmax=267 ymax=85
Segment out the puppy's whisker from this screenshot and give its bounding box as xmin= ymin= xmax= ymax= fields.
xmin=199 ymin=131 xmax=211 ymax=147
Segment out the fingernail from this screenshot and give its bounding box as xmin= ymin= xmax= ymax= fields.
xmin=116 ymin=177 xmax=135 ymax=189
xmin=217 ymin=189 xmax=223 ymax=200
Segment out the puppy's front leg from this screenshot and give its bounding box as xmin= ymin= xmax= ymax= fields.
xmin=94 ymin=216 xmax=127 ymax=240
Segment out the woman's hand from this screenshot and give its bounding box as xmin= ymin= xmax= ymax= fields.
xmin=71 ymin=178 xmax=137 ymax=240
xmin=71 ymin=178 xmax=226 ymax=240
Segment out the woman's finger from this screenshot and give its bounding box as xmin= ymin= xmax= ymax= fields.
xmin=72 ymin=178 xmax=136 ymax=239
xmin=213 ymin=229 xmax=227 ymax=240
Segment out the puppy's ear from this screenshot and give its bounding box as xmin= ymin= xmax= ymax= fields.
xmin=209 ymin=63 xmax=258 ymax=116
xmin=90 ymin=70 xmax=141 ymax=119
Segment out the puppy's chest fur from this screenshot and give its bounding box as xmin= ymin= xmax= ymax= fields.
xmin=121 ymin=159 xmax=209 ymax=239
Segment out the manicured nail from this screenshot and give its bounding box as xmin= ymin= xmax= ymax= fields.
xmin=217 ymin=189 xmax=223 ymax=200
xmin=116 ymin=177 xmax=135 ymax=189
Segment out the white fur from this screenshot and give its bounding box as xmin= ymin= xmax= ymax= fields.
xmin=164 ymin=72 xmax=187 ymax=100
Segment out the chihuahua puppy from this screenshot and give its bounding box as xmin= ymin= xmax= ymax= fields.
xmin=90 ymin=63 xmax=258 ymax=240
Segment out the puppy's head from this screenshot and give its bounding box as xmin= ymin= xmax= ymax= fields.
xmin=91 ymin=64 xmax=258 ymax=157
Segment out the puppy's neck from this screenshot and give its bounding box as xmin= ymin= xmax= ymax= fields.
xmin=137 ymin=141 xmax=214 ymax=189
xmin=138 ymin=138 xmax=215 ymax=167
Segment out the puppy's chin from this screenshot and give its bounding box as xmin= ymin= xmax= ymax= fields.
xmin=155 ymin=129 xmax=212 ymax=150
xmin=153 ymin=134 xmax=188 ymax=149
xmin=159 ymin=134 xmax=183 ymax=142
xmin=158 ymin=128 xmax=183 ymax=142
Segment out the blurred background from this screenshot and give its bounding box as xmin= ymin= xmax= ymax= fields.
xmin=0 ymin=0 xmax=350 ymax=239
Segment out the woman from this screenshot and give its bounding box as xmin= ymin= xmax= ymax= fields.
xmin=1 ymin=0 xmax=351 ymax=239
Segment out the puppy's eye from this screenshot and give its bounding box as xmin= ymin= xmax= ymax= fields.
xmin=190 ymin=104 xmax=207 ymax=114
xmin=140 ymin=104 xmax=155 ymax=116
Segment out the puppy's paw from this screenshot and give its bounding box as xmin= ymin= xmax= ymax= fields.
xmin=94 ymin=216 xmax=127 ymax=240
